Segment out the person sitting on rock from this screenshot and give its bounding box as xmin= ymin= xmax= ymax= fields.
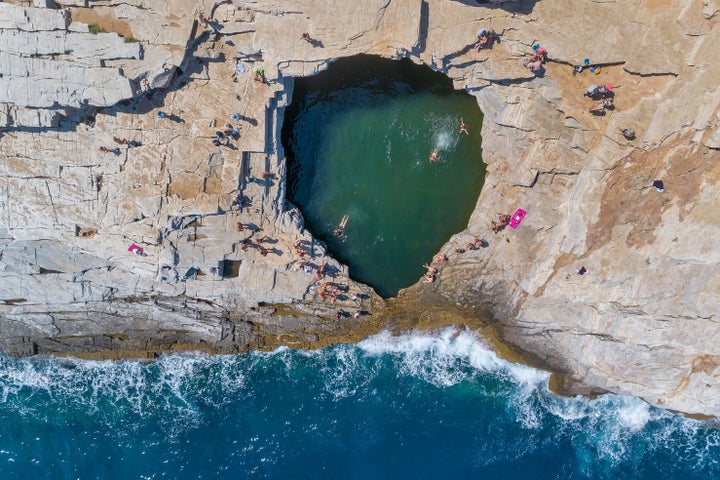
xmin=253 ymin=67 xmax=266 ymax=83
xmin=534 ymin=46 xmax=548 ymax=64
xmin=620 ymin=128 xmax=636 ymax=140
xmin=475 ymin=28 xmax=499 ymax=51
xmin=473 ymin=238 xmax=488 ymax=249
xmin=475 ymin=28 xmax=489 ymax=50
xmin=422 ymin=263 xmax=438 ymax=275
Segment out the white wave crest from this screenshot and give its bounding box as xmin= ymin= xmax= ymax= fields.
xmin=0 ymin=352 xmax=247 ymax=428
xmin=359 ymin=328 xmax=517 ymax=386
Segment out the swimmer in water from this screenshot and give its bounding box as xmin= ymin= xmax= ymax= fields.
xmin=460 ymin=118 xmax=469 ymax=135
xmin=429 ymin=148 xmax=439 ymax=162
xmin=334 ymin=214 xmax=349 ymax=236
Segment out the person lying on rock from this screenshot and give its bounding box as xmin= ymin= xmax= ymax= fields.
xmin=584 ymin=84 xmax=613 ymax=100
xmin=589 ymin=97 xmax=615 ymax=115
xmin=422 ymin=263 xmax=438 ymax=275
xmin=589 ymin=101 xmax=606 ymax=115
xmin=526 ymin=58 xmax=544 ymax=72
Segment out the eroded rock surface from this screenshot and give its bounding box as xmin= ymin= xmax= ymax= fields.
xmin=1 ymin=0 xmax=719 ymax=417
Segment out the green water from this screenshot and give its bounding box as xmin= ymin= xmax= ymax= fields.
xmin=282 ymin=55 xmax=485 ymax=297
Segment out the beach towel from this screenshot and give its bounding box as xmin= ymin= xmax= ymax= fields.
xmin=508 ymin=208 xmax=527 ymax=229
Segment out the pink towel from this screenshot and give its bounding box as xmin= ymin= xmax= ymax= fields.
xmin=508 ymin=209 xmax=527 ymax=229
xmin=128 ymin=243 xmax=144 ymax=255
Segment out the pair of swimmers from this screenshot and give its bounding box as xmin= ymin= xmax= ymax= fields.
xmin=429 ymin=119 xmax=470 ymax=162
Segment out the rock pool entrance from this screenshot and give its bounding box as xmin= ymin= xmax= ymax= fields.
xmin=282 ymin=55 xmax=486 ymax=298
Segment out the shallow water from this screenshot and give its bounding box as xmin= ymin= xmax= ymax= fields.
xmin=1 ymin=329 xmax=718 ymax=479
xmin=283 ymin=55 xmax=485 ymax=297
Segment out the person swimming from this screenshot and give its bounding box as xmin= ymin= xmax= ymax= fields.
xmin=334 ymin=214 xmax=349 ymax=236
xmin=460 ymin=118 xmax=469 ymax=135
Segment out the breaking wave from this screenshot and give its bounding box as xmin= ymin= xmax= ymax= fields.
xmin=0 ymin=329 xmax=718 ymax=479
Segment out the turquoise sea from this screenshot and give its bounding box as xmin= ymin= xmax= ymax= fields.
xmin=1 ymin=328 xmax=718 ymax=479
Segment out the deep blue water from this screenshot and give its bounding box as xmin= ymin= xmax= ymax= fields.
xmin=1 ymin=329 xmax=718 ymax=479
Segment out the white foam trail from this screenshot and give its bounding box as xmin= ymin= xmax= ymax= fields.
xmin=2 ymin=332 xmax=717 ymax=471
xmin=434 ymin=130 xmax=453 ymax=151
xmin=0 ymin=353 xmax=247 ymax=429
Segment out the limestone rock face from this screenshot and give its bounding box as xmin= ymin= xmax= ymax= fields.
xmin=0 ymin=1 xmax=195 ymax=127
xmin=1 ymin=0 xmax=720 ymax=417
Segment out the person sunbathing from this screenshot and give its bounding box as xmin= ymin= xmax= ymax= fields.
xmin=422 ymin=263 xmax=438 ymax=275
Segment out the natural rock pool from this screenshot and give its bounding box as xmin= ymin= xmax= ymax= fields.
xmin=282 ymin=55 xmax=486 ymax=297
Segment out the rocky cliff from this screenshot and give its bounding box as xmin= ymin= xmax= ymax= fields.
xmin=1 ymin=0 xmax=719 ymax=417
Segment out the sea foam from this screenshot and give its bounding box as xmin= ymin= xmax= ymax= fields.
xmin=1 ymin=331 xmax=719 ymax=478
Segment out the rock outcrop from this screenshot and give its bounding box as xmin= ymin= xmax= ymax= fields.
xmin=1 ymin=0 xmax=719 ymax=417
